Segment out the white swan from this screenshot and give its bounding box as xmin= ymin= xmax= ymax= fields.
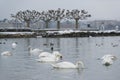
xmin=36 ymin=54 xmax=62 ymax=62
xmin=39 ymin=51 xmax=62 ymax=58
xmin=12 ymin=42 xmax=17 ymax=49
xmin=51 ymin=61 xmax=84 ymax=69
xmin=39 ymin=52 xmax=52 ymax=57
xmin=102 ymin=58 xmax=114 ymax=66
xmin=101 ymin=54 xmax=117 ymax=66
xmin=101 ymin=54 xmax=117 ymax=60
xmin=28 ymin=46 xmax=42 ymax=55
xmin=1 ymin=51 xmax=12 ymax=56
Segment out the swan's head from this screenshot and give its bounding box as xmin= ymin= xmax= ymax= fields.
xmin=76 ymin=61 xmax=84 ymax=68
xmin=53 ymin=51 xmax=62 ymax=59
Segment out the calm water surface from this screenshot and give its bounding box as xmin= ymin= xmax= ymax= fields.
xmin=0 ymin=36 xmax=120 ymax=80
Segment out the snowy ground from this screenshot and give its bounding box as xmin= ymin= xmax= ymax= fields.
xmin=46 ymin=29 xmax=120 ymax=35
xmin=0 ymin=32 xmax=35 ymax=35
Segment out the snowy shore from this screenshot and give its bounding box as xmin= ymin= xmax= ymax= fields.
xmin=0 ymin=30 xmax=120 ymax=38
xmin=42 ymin=30 xmax=120 ymax=37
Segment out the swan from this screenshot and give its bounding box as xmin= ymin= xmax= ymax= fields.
xmin=101 ymin=54 xmax=117 ymax=60
xmin=102 ymin=58 xmax=114 ymax=66
xmin=12 ymin=42 xmax=17 ymax=49
xmin=51 ymin=61 xmax=84 ymax=69
xmin=39 ymin=51 xmax=62 ymax=58
xmin=100 ymin=54 xmax=117 ymax=66
xmin=36 ymin=54 xmax=62 ymax=62
xmin=1 ymin=51 xmax=12 ymax=56
xmin=28 ymin=46 xmax=42 ymax=55
xmin=39 ymin=51 xmax=52 ymax=57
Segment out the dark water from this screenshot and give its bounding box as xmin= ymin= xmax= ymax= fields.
xmin=0 ymin=36 xmax=120 ymax=80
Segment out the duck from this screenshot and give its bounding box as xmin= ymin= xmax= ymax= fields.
xmin=39 ymin=51 xmax=62 ymax=58
xmin=51 ymin=61 xmax=84 ymax=69
xmin=100 ymin=54 xmax=117 ymax=66
xmin=12 ymin=42 xmax=17 ymax=49
xmin=1 ymin=51 xmax=12 ymax=56
xmin=28 ymin=46 xmax=42 ymax=55
xmin=36 ymin=54 xmax=62 ymax=62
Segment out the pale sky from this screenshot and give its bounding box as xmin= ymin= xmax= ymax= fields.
xmin=0 ymin=0 xmax=120 ymax=20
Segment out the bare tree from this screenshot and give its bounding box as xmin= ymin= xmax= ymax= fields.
xmin=40 ymin=10 xmax=53 ymax=28
xmin=11 ymin=10 xmax=41 ymax=28
xmin=51 ymin=8 xmax=65 ymax=29
xmin=66 ymin=9 xmax=91 ymax=29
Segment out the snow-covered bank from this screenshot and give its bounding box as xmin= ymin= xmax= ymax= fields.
xmin=43 ymin=30 xmax=120 ymax=37
xmin=0 ymin=32 xmax=35 ymax=35
xmin=1 ymin=30 xmax=120 ymax=38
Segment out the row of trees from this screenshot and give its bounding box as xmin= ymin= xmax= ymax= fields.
xmin=11 ymin=8 xmax=91 ymax=29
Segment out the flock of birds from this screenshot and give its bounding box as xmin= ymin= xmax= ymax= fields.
xmin=0 ymin=41 xmax=118 ymax=69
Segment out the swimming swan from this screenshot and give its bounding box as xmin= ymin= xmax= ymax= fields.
xmin=36 ymin=54 xmax=62 ymax=62
xmin=101 ymin=54 xmax=117 ymax=66
xmin=1 ymin=51 xmax=12 ymax=56
xmin=101 ymin=54 xmax=117 ymax=60
xmin=12 ymin=42 xmax=17 ymax=49
xmin=29 ymin=46 xmax=42 ymax=55
xmin=51 ymin=61 xmax=84 ymax=69
xmin=39 ymin=51 xmax=62 ymax=58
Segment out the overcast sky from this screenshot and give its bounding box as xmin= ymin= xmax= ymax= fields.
xmin=0 ymin=0 xmax=120 ymax=20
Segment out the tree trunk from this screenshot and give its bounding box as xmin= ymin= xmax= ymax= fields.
xmin=57 ymin=21 xmax=60 ymax=30
xmin=75 ymin=19 xmax=79 ymax=29
xmin=45 ymin=21 xmax=49 ymax=28
xmin=26 ymin=22 xmax=30 ymax=27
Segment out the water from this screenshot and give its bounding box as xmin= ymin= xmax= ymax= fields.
xmin=0 ymin=36 xmax=120 ymax=80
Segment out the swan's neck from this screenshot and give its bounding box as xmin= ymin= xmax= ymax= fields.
xmin=54 ymin=56 xmax=60 ymax=61
xmin=29 ymin=47 xmax=33 ymax=52
xmin=76 ymin=61 xmax=84 ymax=68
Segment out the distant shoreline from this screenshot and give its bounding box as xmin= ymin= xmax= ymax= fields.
xmin=0 ymin=31 xmax=120 ymax=38
xmin=42 ymin=31 xmax=120 ymax=38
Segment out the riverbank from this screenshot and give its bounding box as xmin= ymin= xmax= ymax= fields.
xmin=0 ymin=30 xmax=120 ymax=38
xmin=42 ymin=30 xmax=120 ymax=38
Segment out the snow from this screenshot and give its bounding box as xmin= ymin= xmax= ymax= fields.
xmin=0 ymin=32 xmax=35 ymax=35
xmin=46 ymin=29 xmax=120 ymax=35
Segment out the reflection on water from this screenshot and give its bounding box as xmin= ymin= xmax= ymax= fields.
xmin=0 ymin=36 xmax=120 ymax=80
